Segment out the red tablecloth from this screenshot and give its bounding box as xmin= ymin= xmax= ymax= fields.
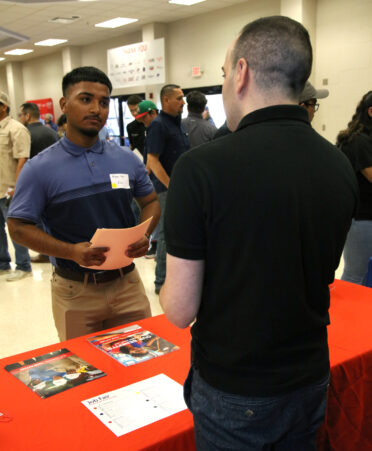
xmin=0 ymin=280 xmax=371 ymax=450
xmin=0 ymin=315 xmax=195 ymax=451
xmin=318 ymin=280 xmax=372 ymax=450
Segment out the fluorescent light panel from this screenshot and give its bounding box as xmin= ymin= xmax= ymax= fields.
xmin=35 ymin=39 xmax=67 ymax=46
xmin=95 ymin=17 xmax=138 ymax=29
xmin=169 ymin=0 xmax=206 ymax=5
xmin=0 ymin=57 xmax=5 ymax=61
xmin=4 ymin=48 xmax=33 ymax=55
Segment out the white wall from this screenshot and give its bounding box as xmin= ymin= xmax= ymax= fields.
xmin=22 ymin=52 xmax=63 ymax=119
xmin=312 ymin=0 xmax=372 ymax=143
xmin=0 ymin=67 xmax=7 ymax=93
xmin=167 ymin=0 xmax=280 ymax=89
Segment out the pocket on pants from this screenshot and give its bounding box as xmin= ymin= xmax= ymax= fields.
xmin=51 ymin=274 xmax=86 ymax=300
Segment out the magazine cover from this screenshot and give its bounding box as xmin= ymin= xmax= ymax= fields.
xmin=5 ymin=348 xmax=106 ymax=399
xmin=88 ymin=325 xmax=179 ymax=367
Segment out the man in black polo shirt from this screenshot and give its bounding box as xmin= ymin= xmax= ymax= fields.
xmin=146 ymin=84 xmax=190 ymax=294
xmin=160 ymin=16 xmax=358 ymax=449
xmin=19 ymin=102 xmax=59 ymax=263
xmin=19 ymin=103 xmax=58 ymax=159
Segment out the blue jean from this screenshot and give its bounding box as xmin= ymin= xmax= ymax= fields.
xmin=184 ymin=365 xmax=329 ymax=451
xmin=0 ymin=197 xmax=31 ymax=272
xmin=341 ymin=219 xmax=372 ymax=286
xmin=155 ymin=191 xmax=167 ymax=289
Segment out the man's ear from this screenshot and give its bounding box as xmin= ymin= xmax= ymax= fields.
xmin=368 ymin=106 xmax=372 ymax=118
xmin=59 ymin=97 xmax=67 ymax=113
xmin=235 ymin=58 xmax=249 ymax=96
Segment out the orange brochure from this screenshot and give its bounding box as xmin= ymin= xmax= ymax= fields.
xmin=84 ymin=217 xmax=152 ymax=270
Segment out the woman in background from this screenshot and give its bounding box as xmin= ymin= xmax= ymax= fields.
xmin=337 ymin=91 xmax=372 ymax=286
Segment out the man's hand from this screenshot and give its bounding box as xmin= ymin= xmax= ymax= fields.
xmin=126 ymin=236 xmax=149 ymax=259
xmin=71 ymin=242 xmax=109 ymax=267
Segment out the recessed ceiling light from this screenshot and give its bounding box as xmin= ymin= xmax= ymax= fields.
xmin=35 ymin=39 xmax=68 ymax=47
xmin=95 ymin=17 xmax=138 ymax=29
xmin=49 ymin=16 xmax=80 ymax=25
xmin=169 ymin=0 xmax=206 ymax=5
xmin=4 ymin=49 xmax=33 ymax=55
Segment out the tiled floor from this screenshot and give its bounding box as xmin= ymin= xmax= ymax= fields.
xmin=0 ymin=229 xmax=344 ymax=360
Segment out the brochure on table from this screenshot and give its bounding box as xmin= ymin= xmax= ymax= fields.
xmin=87 ymin=324 xmax=179 ymax=367
xmin=85 ymin=217 xmax=152 ymax=270
xmin=82 ymin=373 xmax=187 ymax=437
xmin=5 ymin=348 xmax=106 ymax=399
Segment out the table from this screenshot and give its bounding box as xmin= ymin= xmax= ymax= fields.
xmin=318 ymin=280 xmax=372 ymax=450
xmin=1 ymin=280 xmax=371 ymax=451
xmin=0 ymin=315 xmax=195 ymax=451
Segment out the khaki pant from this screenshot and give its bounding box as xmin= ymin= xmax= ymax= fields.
xmin=51 ymin=267 xmax=151 ymax=341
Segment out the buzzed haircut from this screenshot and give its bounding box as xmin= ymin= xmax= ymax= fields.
xmin=127 ymin=94 xmax=143 ymax=105
xmin=160 ymin=84 xmax=180 ymax=102
xmin=62 ymin=66 xmax=112 ymax=96
xmin=21 ymin=102 xmax=40 ymax=119
xmin=232 ymin=16 xmax=312 ymax=100
xmin=186 ymin=91 xmax=207 ymax=114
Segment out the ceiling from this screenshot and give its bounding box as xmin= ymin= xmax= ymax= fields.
xmin=0 ymin=0 xmax=247 ymax=66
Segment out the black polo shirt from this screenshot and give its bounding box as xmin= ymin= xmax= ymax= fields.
xmin=127 ymin=120 xmax=145 ymax=155
xmin=165 ymin=105 xmax=358 ymax=396
xmin=146 ymin=111 xmax=189 ymax=193
xmin=28 ymin=122 xmax=58 ymax=158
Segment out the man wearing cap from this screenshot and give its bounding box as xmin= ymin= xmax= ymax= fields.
xmin=299 ymin=81 xmax=329 ymax=122
xmin=145 ymin=85 xmax=190 ymax=294
xmin=0 ymin=91 xmax=33 ymax=281
xmin=135 ymin=100 xmax=159 ymax=259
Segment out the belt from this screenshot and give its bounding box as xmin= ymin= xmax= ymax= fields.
xmin=54 ymin=263 xmax=135 ymax=284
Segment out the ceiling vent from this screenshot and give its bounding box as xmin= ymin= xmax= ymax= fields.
xmin=49 ymin=16 xmax=81 ymax=24
xmin=0 ymin=27 xmax=29 ymax=52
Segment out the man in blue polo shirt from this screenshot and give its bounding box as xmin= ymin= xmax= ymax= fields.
xmin=146 ymin=84 xmax=190 ymax=294
xmin=7 ymin=66 xmax=160 ymax=340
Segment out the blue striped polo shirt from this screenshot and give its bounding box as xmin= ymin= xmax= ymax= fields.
xmin=8 ymin=136 xmax=154 ymax=272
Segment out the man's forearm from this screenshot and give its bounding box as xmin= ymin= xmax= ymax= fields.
xmin=8 ymin=218 xmax=75 ymax=259
xmin=139 ymin=198 xmax=161 ymax=236
xmin=15 ymin=158 xmax=28 ymax=183
xmin=148 ymin=159 xmax=170 ymax=188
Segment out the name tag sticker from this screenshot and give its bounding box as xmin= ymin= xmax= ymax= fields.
xmin=110 ymin=174 xmax=129 ymax=189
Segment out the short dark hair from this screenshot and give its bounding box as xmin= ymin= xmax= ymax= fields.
xmin=21 ymin=102 xmax=40 ymax=119
xmin=62 ymin=66 xmax=112 ymax=96
xmin=186 ymin=91 xmax=207 ymax=114
xmin=232 ymin=16 xmax=312 ymax=100
xmin=127 ymin=95 xmax=143 ymax=106
xmin=160 ymin=84 xmax=180 ymax=102
xmin=57 ymin=114 xmax=67 ymax=127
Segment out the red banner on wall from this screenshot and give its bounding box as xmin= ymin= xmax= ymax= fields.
xmin=26 ymin=98 xmax=54 ymax=121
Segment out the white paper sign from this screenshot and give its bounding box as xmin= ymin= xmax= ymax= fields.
xmin=107 ymin=38 xmax=165 ymax=89
xmin=82 ymin=374 xmax=187 ymax=437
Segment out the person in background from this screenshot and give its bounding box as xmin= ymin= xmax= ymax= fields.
xmin=299 ymin=81 xmax=329 ymax=122
xmin=160 ymin=16 xmax=358 ymax=450
xmin=135 ymin=100 xmax=159 ymax=259
xmin=146 ymin=84 xmax=190 ymax=294
xmin=126 ymin=94 xmax=145 ymax=156
xmin=57 ymin=114 xmax=67 ymax=138
xmin=337 ymin=91 xmax=372 ymax=286
xmin=7 ymin=66 xmax=160 ymax=340
xmin=44 ymin=113 xmax=58 ymax=132
xmin=18 ymin=102 xmax=59 ymax=264
xmin=0 ymin=91 xmax=32 ymax=282
xmin=19 ymin=103 xmax=58 ymax=158
xmin=98 ymin=124 xmax=110 ymax=141
xmin=182 ymin=91 xmax=217 ymax=148
xmin=202 ymin=105 xmax=216 ymax=126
